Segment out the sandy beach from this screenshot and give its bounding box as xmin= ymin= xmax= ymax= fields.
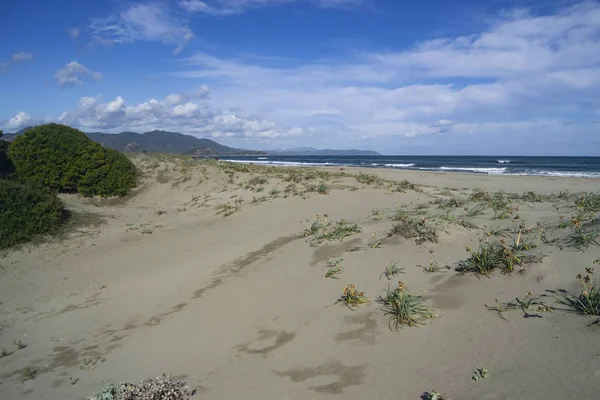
xmin=1 ymin=154 xmax=599 ymax=400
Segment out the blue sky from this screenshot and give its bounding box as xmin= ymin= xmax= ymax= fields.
xmin=1 ymin=0 xmax=600 ymax=155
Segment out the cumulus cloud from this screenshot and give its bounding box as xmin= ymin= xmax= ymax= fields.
xmin=55 ymin=61 xmax=103 ymax=88
xmin=91 ymin=3 xmax=194 ymax=54
xmin=52 ymin=86 xmax=301 ymax=139
xmin=179 ymin=0 xmax=369 ymax=14
xmin=5 ymin=112 xmax=32 ymax=130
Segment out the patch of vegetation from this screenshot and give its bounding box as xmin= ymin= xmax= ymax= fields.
xmin=419 ymin=249 xmax=445 ymax=273
xmin=389 ymin=215 xmax=439 ymax=245
xmin=378 ymin=282 xmax=436 ymax=329
xmin=422 ymin=390 xmax=450 ymax=400
xmin=14 ymin=340 xmax=27 ymax=349
xmin=89 ymin=374 xmax=196 ymax=400
xmin=380 ymin=261 xmax=405 ymax=280
xmin=216 ymin=200 xmax=243 ymax=217
xmin=438 ymin=211 xmax=477 ymax=230
xmin=564 ymin=217 xmax=599 ymax=251
xmin=433 ymin=195 xmax=467 ymax=209
xmin=0 ymin=130 xmax=14 ymax=178
xmin=21 ymin=366 xmax=39 ymax=383
xmin=0 ymin=348 xmax=13 ymax=358
xmin=456 ymin=237 xmax=540 ymax=276
xmin=9 ymin=124 xmax=138 ymax=197
xmin=355 ymin=172 xmax=385 ymax=186
xmin=486 ymin=291 xmax=554 ymax=320
xmin=575 ymin=192 xmax=600 ymax=215
xmin=472 ymin=367 xmax=488 ymax=382
xmin=0 ymin=180 xmax=65 ymax=249
xmin=325 ymin=258 xmax=343 ymax=279
xmin=303 ymin=214 xmax=361 ymax=246
xmin=464 ymin=204 xmax=486 ymax=217
xmin=336 ymin=284 xmax=369 ymax=308
xmin=556 ymin=266 xmax=600 ymax=317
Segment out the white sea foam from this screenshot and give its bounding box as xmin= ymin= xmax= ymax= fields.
xmin=440 ymin=167 xmax=507 ymax=174
xmin=383 ymin=163 xmax=415 ymax=168
xmin=497 ymin=160 xmax=512 ymax=163
xmin=222 ymin=159 xmax=338 ymax=167
xmin=509 ymin=170 xmax=600 ymax=178
xmin=257 ymin=157 xmax=268 ymax=160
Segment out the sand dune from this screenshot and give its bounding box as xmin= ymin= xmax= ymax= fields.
xmin=1 ymin=154 xmax=599 ymax=400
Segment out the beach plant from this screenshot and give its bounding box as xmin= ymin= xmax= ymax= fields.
xmin=21 ymin=366 xmax=39 ymax=382
xmin=457 ymin=237 xmax=537 ymax=276
xmin=380 ymin=261 xmax=405 ymax=280
xmin=0 ymin=348 xmax=13 ymax=358
xmin=14 ymin=340 xmax=27 ymax=349
xmin=419 ymin=249 xmax=445 ymax=273
xmin=216 ymin=201 xmax=242 ymax=217
xmin=422 ymin=390 xmax=450 ymax=400
xmin=464 ymin=204 xmax=486 ymax=217
xmin=325 ymin=258 xmax=343 ymax=279
xmin=556 ymin=266 xmax=600 ymax=317
xmin=433 ymin=195 xmax=467 ymax=209
xmin=486 ymin=291 xmax=554 ymax=320
xmin=438 ymin=211 xmax=477 ymax=230
xmin=317 ymin=183 xmax=329 ymax=194
xmin=575 ymin=192 xmax=600 ymax=214
xmin=472 ymin=368 xmax=488 ymax=382
xmin=89 ymin=374 xmax=196 ymax=400
xmin=557 ymin=215 xmax=569 ymax=229
xmin=378 ymin=282 xmax=436 ymax=329
xmin=565 ymin=217 xmax=599 ymax=250
xmin=303 ymin=214 xmax=361 ymax=246
xmin=325 ymin=267 xmax=342 ymax=279
xmin=337 ymin=284 xmax=369 ymax=308
xmin=389 ymin=215 xmax=439 ymax=245
xmin=355 ymin=172 xmax=385 ymax=186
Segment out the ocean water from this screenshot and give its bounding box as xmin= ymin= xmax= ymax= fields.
xmin=218 ymin=155 xmax=600 ymax=178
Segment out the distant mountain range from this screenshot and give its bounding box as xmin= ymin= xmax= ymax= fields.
xmin=3 ymin=127 xmax=380 ymax=156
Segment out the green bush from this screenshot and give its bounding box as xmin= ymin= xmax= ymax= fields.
xmin=81 ymin=149 xmax=139 ymax=197
xmin=0 ymin=131 xmax=14 ymax=178
xmin=0 ymin=180 xmax=64 ymax=249
xmin=9 ymin=124 xmax=137 ymax=197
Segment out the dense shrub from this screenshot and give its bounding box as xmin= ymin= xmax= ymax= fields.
xmin=0 ymin=180 xmax=64 ymax=249
xmin=0 ymin=131 xmax=14 ymax=178
xmin=9 ymin=124 xmax=137 ymax=197
xmin=80 ymin=149 xmax=139 ymax=197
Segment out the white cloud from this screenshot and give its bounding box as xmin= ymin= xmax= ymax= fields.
xmin=68 ymin=28 xmax=80 ymax=39
xmin=91 ymin=4 xmax=194 ymax=54
xmin=0 ymin=52 xmax=33 ymax=74
xmin=55 ymin=61 xmax=103 ymax=88
xmin=12 ymin=52 xmax=33 ymax=62
xmin=5 ymin=112 xmax=32 ymax=130
xmin=53 ymin=86 xmax=302 ymax=140
xmin=179 ymin=0 xmax=369 ymax=15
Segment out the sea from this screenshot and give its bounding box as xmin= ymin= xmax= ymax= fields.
xmin=218 ymin=155 xmax=600 ymax=179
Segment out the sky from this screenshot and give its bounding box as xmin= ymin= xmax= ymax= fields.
xmin=1 ymin=0 xmax=600 ymax=155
